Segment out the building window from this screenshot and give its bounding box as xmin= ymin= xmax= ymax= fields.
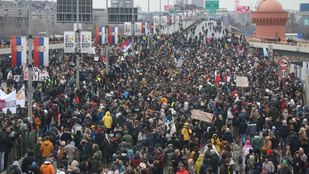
xmin=304 ymin=19 xmax=309 ymax=26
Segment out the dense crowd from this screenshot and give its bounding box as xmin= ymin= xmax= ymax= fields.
xmin=0 ymin=19 xmax=308 ymax=174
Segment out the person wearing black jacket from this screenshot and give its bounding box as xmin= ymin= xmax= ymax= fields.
xmin=21 ymin=151 xmax=35 ymax=173
xmin=3 ymin=127 xmax=11 ymax=170
xmin=279 ymin=120 xmax=290 ymax=150
xmin=210 ymin=149 xmax=219 ymax=174
xmin=171 ymin=149 xmax=183 ymax=172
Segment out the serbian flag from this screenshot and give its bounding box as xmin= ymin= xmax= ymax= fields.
xmin=149 ymin=22 xmax=154 ymax=33
xmin=141 ymin=22 xmax=146 ymax=34
xmin=33 ymin=37 xmax=49 ymax=66
xmin=232 ymin=44 xmax=236 ymax=50
xmin=109 ymin=27 xmax=118 ymax=45
xmin=180 ymin=16 xmax=183 ymax=22
xmin=119 ymin=40 xmax=132 ymax=52
xmin=11 ymin=37 xmax=27 ymax=66
xmin=96 ymin=27 xmax=105 ymax=44
xmin=237 ymin=45 xmax=240 ymax=52
xmin=169 ymin=15 xmax=172 ymax=24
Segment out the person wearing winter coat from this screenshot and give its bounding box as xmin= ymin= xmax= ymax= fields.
xmin=239 ymin=118 xmax=248 ymax=144
xmin=210 ymin=149 xmax=219 ymax=174
xmin=251 ymin=162 xmax=261 ymax=174
xmin=56 ymin=164 xmax=65 ymax=174
xmin=211 ymin=134 xmax=220 ymax=153
xmin=278 ymin=160 xmax=292 ymax=174
xmin=176 ymin=163 xmax=189 ymax=174
xmin=153 ymin=147 xmax=165 ymax=174
xmin=262 ymin=156 xmax=275 ymax=174
xmin=181 ymin=122 xmax=192 ymax=148
xmin=144 ymin=132 xmax=154 ymax=148
xmin=251 ymin=132 xmax=263 ymax=156
xmin=289 ymin=133 xmax=301 ymax=157
xmin=199 ymin=157 xmax=211 ymax=174
xmin=298 ymin=127 xmax=308 ymax=146
xmin=103 ymin=111 xmax=113 ymax=133
xmin=232 ymin=145 xmax=241 ymax=174
xmin=6 ymin=161 xmax=21 ymax=174
xmin=122 ymin=130 xmax=134 ymax=145
xmin=102 ymin=135 xmax=114 ymax=166
xmin=282 ymin=150 xmax=293 ymax=171
xmin=40 ymin=158 xmax=55 ymax=174
xmin=223 ymin=128 xmax=233 ymax=145
xmin=219 ymin=159 xmax=230 ymax=174
xmin=279 ymin=120 xmax=290 ymax=150
xmin=194 ymin=154 xmax=204 ymax=174
xmin=242 ymin=140 xmax=252 ymax=162
xmin=28 ymin=162 xmax=40 ymax=174
xmin=292 ymin=151 xmax=304 ymax=174
xmin=21 ymin=151 xmax=35 ymax=173
xmin=165 ymin=144 xmax=174 ymax=168
xmin=171 ymin=149 xmax=183 ymax=172
xmin=261 ymin=136 xmax=272 ymax=155
xmin=40 ymin=136 xmax=54 ymax=162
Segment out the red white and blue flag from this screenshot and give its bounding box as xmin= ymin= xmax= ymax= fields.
xmin=180 ymin=16 xmax=183 ymax=22
xmin=11 ymin=37 xmax=27 ymax=66
xmin=109 ymin=27 xmax=118 ymax=45
xmin=119 ymin=40 xmax=132 ymax=52
xmin=96 ymin=27 xmax=105 ymax=45
xmin=169 ymin=15 xmax=172 ymax=24
xmin=141 ymin=22 xmax=146 ymax=34
xmin=149 ymin=22 xmax=154 ymax=33
xmin=34 ymin=37 xmax=49 ymax=66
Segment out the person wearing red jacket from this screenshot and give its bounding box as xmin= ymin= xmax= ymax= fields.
xmin=176 ymin=163 xmax=189 ymax=174
xmin=154 ymin=147 xmax=165 ymax=174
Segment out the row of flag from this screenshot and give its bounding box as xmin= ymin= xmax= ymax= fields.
xmin=96 ymin=27 xmax=119 ymax=45
xmin=11 ymin=37 xmax=49 ymax=66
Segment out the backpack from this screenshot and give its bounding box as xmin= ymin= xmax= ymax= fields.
xmin=238 ymin=156 xmax=243 ymax=164
xmin=193 ymin=151 xmax=200 ymax=162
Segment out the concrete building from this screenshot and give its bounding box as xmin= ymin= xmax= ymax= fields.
xmin=111 ymin=0 xmax=133 ymax=8
xmin=251 ymin=0 xmax=289 ymax=39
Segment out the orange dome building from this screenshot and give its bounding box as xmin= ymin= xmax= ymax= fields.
xmin=251 ymin=0 xmax=289 ymax=39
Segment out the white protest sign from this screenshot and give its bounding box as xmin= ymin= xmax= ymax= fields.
xmin=236 ymin=76 xmax=249 ymax=87
xmin=191 ymin=110 xmax=213 ymax=122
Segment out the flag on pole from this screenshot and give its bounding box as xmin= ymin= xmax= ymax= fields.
xmin=263 ymin=46 xmax=268 ymax=57
xmin=215 ymin=70 xmax=221 ymax=85
xmin=169 ymin=15 xmax=172 ymax=24
xmin=119 ymin=40 xmax=132 ymax=52
xmin=33 ymin=37 xmax=49 ymax=66
xmin=149 ymin=22 xmax=154 ymax=33
xmin=180 ymin=16 xmax=183 ymax=22
xmin=109 ymin=27 xmax=118 ymax=45
xmin=141 ymin=22 xmax=146 ymax=33
xmin=96 ymin=27 xmax=105 ymax=44
xmin=11 ymin=37 xmax=27 ymax=66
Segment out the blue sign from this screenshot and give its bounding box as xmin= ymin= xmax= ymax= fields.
xmin=244 ymin=31 xmax=248 ymax=35
xmin=226 ymin=22 xmax=229 ymax=26
xmin=298 ymin=33 xmax=303 ymax=39
xmin=253 ymin=27 xmax=257 ymax=31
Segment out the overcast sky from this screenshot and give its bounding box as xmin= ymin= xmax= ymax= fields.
xmin=93 ymin=0 xmax=306 ymax=12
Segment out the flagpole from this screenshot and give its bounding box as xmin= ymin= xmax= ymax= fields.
xmin=147 ymin=0 xmax=149 ymax=48
xmin=132 ymin=0 xmax=134 ymax=50
xmin=27 ymin=0 xmax=33 ymax=120
xmin=105 ymin=0 xmax=109 ymax=74
xmin=76 ymin=0 xmax=80 ymax=86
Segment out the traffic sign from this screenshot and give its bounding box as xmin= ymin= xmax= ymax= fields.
xmin=298 ymin=33 xmax=303 ymax=39
xmin=253 ymin=27 xmax=257 ymax=31
xmin=244 ymin=31 xmax=248 ymax=35
xmin=278 ymin=57 xmax=289 ymax=69
xmin=205 ymin=0 xmax=219 ymax=11
xmin=278 ymin=69 xmax=289 ymax=79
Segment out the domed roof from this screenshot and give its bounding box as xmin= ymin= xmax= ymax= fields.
xmin=257 ymin=0 xmax=283 ymax=12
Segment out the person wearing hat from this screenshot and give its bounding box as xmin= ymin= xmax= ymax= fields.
xmin=181 ymin=122 xmax=192 ymax=149
xmin=33 ymin=137 xmax=43 ymax=166
xmin=292 ymin=151 xmax=304 ymax=174
xmin=40 ymin=157 xmax=55 ymax=174
xmin=176 ymin=163 xmax=189 ymax=174
xmin=165 ymin=144 xmax=174 ymax=169
xmin=262 ymin=156 xmax=274 ymax=174
xmin=261 ymin=136 xmax=272 ymax=156
xmin=277 ymin=160 xmax=292 ymax=174
xmin=153 ymin=147 xmax=165 ymax=174
xmin=103 ymin=111 xmax=113 ymax=134
xmin=40 ymin=135 xmax=54 ymax=164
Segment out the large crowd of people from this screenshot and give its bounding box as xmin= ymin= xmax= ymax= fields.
xmin=0 ymin=19 xmax=308 ymax=174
